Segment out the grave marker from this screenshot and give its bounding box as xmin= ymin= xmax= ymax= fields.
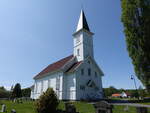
xmin=93 ymin=101 xmax=113 ymax=113
xmin=0 ymin=104 xmax=6 ymax=112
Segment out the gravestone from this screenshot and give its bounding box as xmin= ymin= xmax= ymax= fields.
xmin=13 ymin=98 xmax=16 ymax=103
xmin=11 ymin=109 xmax=16 ymax=113
xmin=0 ymin=104 xmax=6 ymax=112
xmin=136 ymin=107 xmax=148 ymax=113
xmin=93 ymin=101 xmax=113 ymax=113
xmin=65 ymin=103 xmax=79 ymax=113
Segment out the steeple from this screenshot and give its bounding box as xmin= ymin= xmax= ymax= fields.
xmin=73 ymin=10 xmax=94 ymax=62
xmin=76 ymin=10 xmax=90 ymax=32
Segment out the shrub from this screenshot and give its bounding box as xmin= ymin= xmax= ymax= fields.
xmin=35 ymin=88 xmax=59 ymax=113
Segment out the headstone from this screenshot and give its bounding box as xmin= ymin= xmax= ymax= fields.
xmin=11 ymin=109 xmax=16 ymax=113
xmin=65 ymin=103 xmax=79 ymax=113
xmin=136 ymin=107 xmax=148 ymax=113
xmin=93 ymin=101 xmax=113 ymax=113
xmin=0 ymin=104 xmax=6 ymax=112
xmin=13 ymin=98 xmax=16 ymax=103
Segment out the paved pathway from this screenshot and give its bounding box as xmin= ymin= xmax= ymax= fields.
xmin=111 ymin=103 xmax=150 ymax=108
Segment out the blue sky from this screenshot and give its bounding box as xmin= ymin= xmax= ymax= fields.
xmin=0 ymin=0 xmax=144 ymax=90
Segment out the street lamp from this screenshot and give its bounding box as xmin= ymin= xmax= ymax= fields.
xmin=131 ymin=75 xmax=139 ymax=99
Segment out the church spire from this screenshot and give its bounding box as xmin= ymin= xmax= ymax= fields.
xmin=76 ymin=10 xmax=90 ymax=32
xmin=73 ymin=10 xmax=94 ymax=61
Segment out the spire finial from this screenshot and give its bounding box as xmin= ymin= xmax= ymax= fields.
xmin=81 ymin=4 xmax=84 ymax=10
xmin=81 ymin=0 xmax=84 ymax=10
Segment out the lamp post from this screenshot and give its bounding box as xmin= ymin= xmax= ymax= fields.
xmin=131 ymin=75 xmax=139 ymax=99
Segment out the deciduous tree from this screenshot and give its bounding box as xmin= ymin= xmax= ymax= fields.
xmin=121 ymin=0 xmax=150 ymax=91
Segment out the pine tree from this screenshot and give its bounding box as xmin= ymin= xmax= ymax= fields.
xmin=11 ymin=83 xmax=22 ymax=98
xmin=121 ymin=0 xmax=150 ymax=92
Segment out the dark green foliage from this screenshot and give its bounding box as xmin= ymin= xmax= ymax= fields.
xmin=22 ymin=88 xmax=31 ymax=97
xmin=103 ymin=86 xmax=118 ymax=97
xmin=121 ymin=0 xmax=150 ymax=91
xmin=11 ymin=83 xmax=22 ymax=98
xmin=35 ymin=88 xmax=59 ymax=113
xmin=0 ymin=87 xmax=10 ymax=98
xmin=104 ymin=86 xmax=148 ymax=98
xmin=138 ymin=86 xmax=146 ymax=98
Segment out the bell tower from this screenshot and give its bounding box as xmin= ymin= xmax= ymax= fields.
xmin=73 ymin=10 xmax=94 ymax=61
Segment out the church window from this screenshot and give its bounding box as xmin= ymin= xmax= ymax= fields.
xmin=76 ymin=37 xmax=80 ymax=43
xmin=56 ymin=77 xmax=60 ymax=90
xmin=80 ymin=85 xmax=85 ymax=90
xmin=77 ymin=49 xmax=80 ymax=56
xmin=88 ymin=61 xmax=90 ymax=64
xmin=37 ymin=82 xmax=41 ymax=93
xmin=48 ymin=79 xmax=51 ymax=87
xmin=41 ymin=81 xmax=43 ymax=92
xmin=35 ymin=83 xmax=38 ymax=93
xmin=95 ymin=72 xmax=97 ymax=77
xmin=87 ymin=80 xmax=92 ymax=87
xmin=81 ymin=69 xmax=84 ymax=75
xmin=88 ymin=68 xmax=91 ymax=76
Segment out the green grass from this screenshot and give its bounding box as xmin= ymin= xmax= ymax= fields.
xmin=70 ymin=102 xmax=95 ymax=113
xmin=0 ymin=100 xmax=35 ymax=113
xmin=57 ymin=101 xmax=95 ymax=113
xmin=113 ymin=105 xmax=137 ymax=113
xmin=0 ymin=100 xmax=150 ymax=113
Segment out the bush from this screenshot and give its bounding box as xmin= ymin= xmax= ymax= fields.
xmin=35 ymin=88 xmax=59 ymax=113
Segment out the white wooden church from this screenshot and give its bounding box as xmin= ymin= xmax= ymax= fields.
xmin=31 ymin=10 xmax=104 ymax=100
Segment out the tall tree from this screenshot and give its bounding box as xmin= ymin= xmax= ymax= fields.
xmin=11 ymin=83 xmax=22 ymax=98
xmin=121 ymin=0 xmax=150 ymax=91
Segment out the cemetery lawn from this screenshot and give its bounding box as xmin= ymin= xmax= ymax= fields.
xmin=0 ymin=100 xmax=35 ymax=113
xmin=0 ymin=100 xmax=150 ymax=113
